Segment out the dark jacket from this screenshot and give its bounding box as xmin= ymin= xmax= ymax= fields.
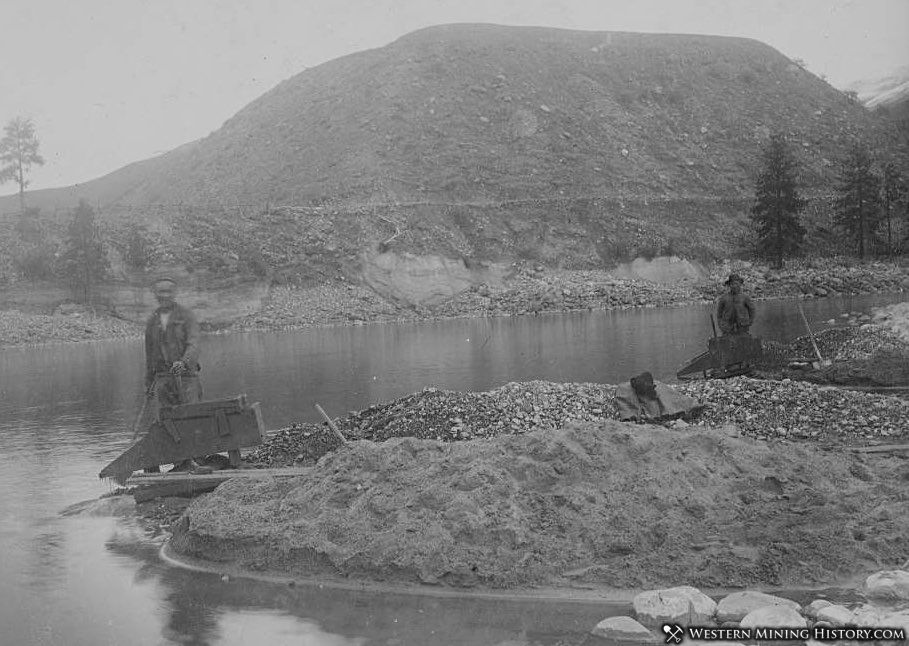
xmin=716 ymin=292 xmax=756 ymax=334
xmin=145 ymin=303 xmax=201 ymax=387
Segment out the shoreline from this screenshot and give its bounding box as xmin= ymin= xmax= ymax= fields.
xmin=2 ymin=257 xmax=907 ymax=348
xmin=157 ymin=539 xmax=869 ymax=605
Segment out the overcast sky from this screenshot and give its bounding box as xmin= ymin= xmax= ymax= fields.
xmin=2 ymin=0 xmax=907 ymax=191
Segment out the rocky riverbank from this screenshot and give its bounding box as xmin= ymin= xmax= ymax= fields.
xmin=589 ymin=579 xmax=909 ymax=644
xmin=0 ymin=309 xmax=141 ymax=346
xmin=1 ymin=257 xmax=907 ymax=346
xmin=237 ymin=258 xmax=909 ymax=330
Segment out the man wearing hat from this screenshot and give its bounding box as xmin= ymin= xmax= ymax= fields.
xmin=145 ymin=275 xmax=203 ymax=471
xmin=716 ymin=273 xmax=756 ymax=335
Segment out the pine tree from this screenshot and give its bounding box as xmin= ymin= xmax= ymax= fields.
xmin=0 ymin=117 xmax=45 ymax=212
xmin=59 ymin=201 xmax=109 ymax=304
xmin=835 ymin=143 xmax=881 ymax=260
xmin=750 ymin=133 xmax=806 ymax=268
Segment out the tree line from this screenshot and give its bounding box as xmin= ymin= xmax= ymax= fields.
xmin=751 ymin=133 xmax=908 ymax=267
xmin=1 ymin=116 xmax=908 ymax=305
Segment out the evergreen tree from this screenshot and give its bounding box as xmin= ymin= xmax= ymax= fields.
xmin=59 ymin=200 xmax=109 ymax=304
xmin=124 ymin=222 xmax=155 ymax=271
xmin=0 ymin=117 xmax=45 ymax=212
xmin=12 ymin=207 xmax=57 ymax=280
xmin=834 ymin=143 xmax=881 ymax=260
xmin=750 ymin=133 xmax=806 ymax=268
xmin=881 ymin=162 xmax=906 ymax=256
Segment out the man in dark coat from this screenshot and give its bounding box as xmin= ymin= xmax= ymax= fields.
xmin=716 ymin=273 xmax=756 ymax=335
xmin=145 ymin=276 xmax=203 ymax=471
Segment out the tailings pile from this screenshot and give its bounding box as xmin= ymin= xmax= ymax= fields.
xmin=173 ymin=421 xmax=909 ymax=590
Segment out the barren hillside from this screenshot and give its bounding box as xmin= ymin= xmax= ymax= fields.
xmin=2 ymin=24 xmax=907 ymax=278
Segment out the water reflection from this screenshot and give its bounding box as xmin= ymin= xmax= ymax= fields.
xmin=100 ymin=518 xmax=604 ymax=645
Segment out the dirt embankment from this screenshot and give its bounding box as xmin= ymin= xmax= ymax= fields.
xmin=171 ymin=420 xmax=909 ymax=591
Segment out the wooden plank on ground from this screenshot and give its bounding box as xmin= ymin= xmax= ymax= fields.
xmin=127 ymin=466 xmax=312 ymax=486
xmin=132 ymin=478 xmax=225 ymax=503
xmin=128 ymin=466 xmax=313 ymax=502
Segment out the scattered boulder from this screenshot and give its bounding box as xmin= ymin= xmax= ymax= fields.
xmin=633 ymin=586 xmax=717 ymax=627
xmin=803 ymin=599 xmax=832 ymax=618
xmin=715 ymin=591 xmax=800 ymax=623
xmin=864 ymin=570 xmax=909 ymax=602
xmin=882 ymin=610 xmax=909 ymax=632
xmin=591 ymin=616 xmax=656 ymax=643
xmin=739 ymin=605 xmax=807 ymax=629
xmin=633 ymin=592 xmax=692 ymax=627
xmin=815 ymin=604 xmax=854 ymax=627
xmin=850 ymin=604 xmax=886 ymax=627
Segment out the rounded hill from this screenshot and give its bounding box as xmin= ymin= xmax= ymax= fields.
xmin=14 ymin=23 xmax=906 ymax=210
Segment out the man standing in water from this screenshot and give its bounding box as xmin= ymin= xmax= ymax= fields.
xmin=716 ymin=273 xmax=756 ymax=335
xmin=145 ymin=276 xmax=203 ymax=471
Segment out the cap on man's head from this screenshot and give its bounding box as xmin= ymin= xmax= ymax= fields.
xmin=152 ymin=275 xmax=177 ymax=288
xmin=724 ymin=273 xmax=744 ymax=286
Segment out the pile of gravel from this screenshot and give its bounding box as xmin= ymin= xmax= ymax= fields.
xmin=678 ymin=377 xmax=908 ymax=441
xmin=248 ymin=374 xmax=908 ymax=469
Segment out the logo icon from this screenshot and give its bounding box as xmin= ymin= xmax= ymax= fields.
xmin=663 ymin=624 xmax=684 ymax=644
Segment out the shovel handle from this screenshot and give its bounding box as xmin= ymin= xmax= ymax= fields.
xmin=798 ymin=304 xmax=825 ymax=362
xmin=315 ymin=403 xmax=348 ymax=445
xmin=131 ymin=376 xmax=159 ymax=442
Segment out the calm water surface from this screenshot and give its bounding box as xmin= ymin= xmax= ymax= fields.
xmin=0 ymin=293 xmax=903 ymax=645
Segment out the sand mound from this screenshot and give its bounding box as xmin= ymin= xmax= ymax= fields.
xmin=172 ymin=421 xmax=909 ymax=591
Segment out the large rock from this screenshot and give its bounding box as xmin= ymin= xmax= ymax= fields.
xmin=609 ymin=256 xmax=707 ymax=284
xmin=361 ymin=251 xmax=506 ymax=306
xmin=864 ymin=570 xmax=909 ymax=602
xmin=851 ymin=604 xmax=886 ymax=627
xmin=590 ymin=616 xmax=657 ymax=643
xmin=633 ymin=593 xmax=691 ymax=627
xmin=739 ymin=605 xmax=807 ymax=629
xmin=633 ymin=586 xmax=718 ymax=626
xmin=882 ymin=610 xmax=909 ymax=632
xmin=803 ymin=599 xmax=832 ymax=619
xmin=815 ymin=604 xmax=854 ymax=627
xmin=715 ymin=591 xmax=801 ymax=623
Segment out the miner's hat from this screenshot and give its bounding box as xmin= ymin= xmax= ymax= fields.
xmin=152 ymin=275 xmax=178 ymax=288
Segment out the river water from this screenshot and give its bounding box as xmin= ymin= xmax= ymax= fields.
xmin=0 ymin=293 xmax=903 ymax=646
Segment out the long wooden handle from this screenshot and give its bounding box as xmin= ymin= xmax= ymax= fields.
xmin=131 ymin=376 xmax=159 ymax=442
xmin=131 ymin=394 xmax=153 ymax=442
xmin=798 ymin=304 xmax=824 ymax=362
xmin=315 ymin=403 xmax=348 ymax=445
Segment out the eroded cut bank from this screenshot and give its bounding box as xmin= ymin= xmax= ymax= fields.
xmin=170 ymin=421 xmax=909 ymax=591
